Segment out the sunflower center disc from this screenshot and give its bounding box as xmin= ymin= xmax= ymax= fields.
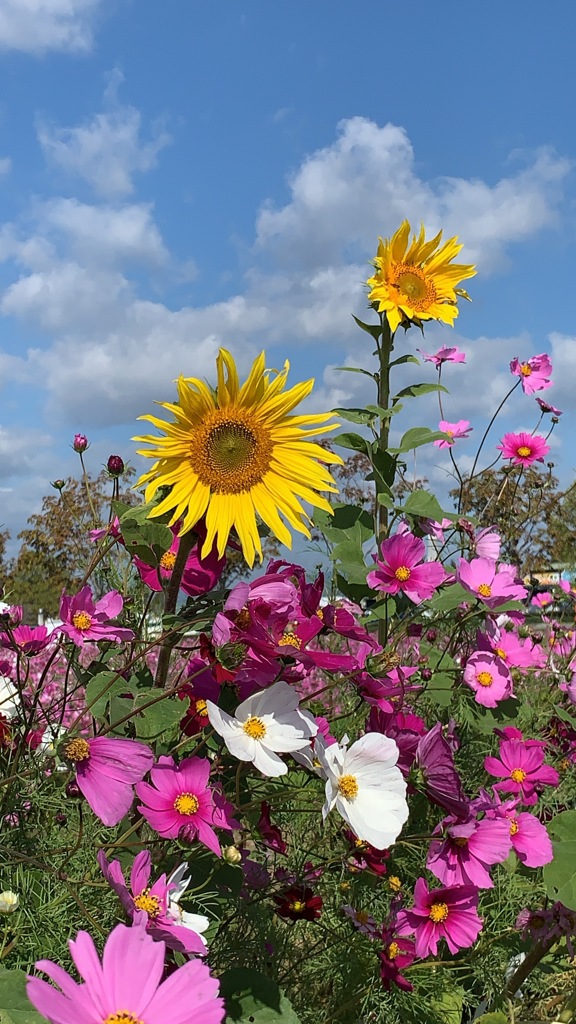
xmin=208 ymin=422 xmax=258 ymax=473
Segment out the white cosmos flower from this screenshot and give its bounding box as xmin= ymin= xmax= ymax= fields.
xmin=0 ymin=676 xmax=19 ymax=719
xmin=206 ymin=680 xmax=317 ymax=777
xmin=166 ymin=863 xmax=209 ymax=938
xmin=319 ymin=732 xmax=409 ymax=850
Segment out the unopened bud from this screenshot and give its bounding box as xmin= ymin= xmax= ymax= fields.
xmin=425 ymin=629 xmax=437 ymax=643
xmin=421 ymin=668 xmax=433 ymax=681
xmin=222 ymin=845 xmax=242 ymax=865
xmin=51 ymin=479 xmax=66 ymax=492
xmin=72 ymin=434 xmax=89 ymax=453
xmin=107 ymin=455 xmax=125 ymax=477
xmin=0 ymin=891 xmax=18 ymax=913
xmin=65 ymin=779 xmax=82 ymax=800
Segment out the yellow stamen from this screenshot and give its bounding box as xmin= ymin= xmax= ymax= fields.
xmin=174 ymin=792 xmax=199 ymax=815
xmin=159 ymin=550 xmax=177 ymax=571
xmin=495 ymin=647 xmax=506 ymax=660
xmin=72 ymin=611 xmax=92 ymax=631
xmin=477 ymin=583 xmax=492 ymax=598
xmin=104 ymin=1014 xmax=143 ymax=1024
xmin=278 ymin=633 xmax=302 ymax=649
xmin=520 ymin=363 xmax=532 ymax=376
xmin=388 ymin=876 xmax=402 ymax=892
xmin=243 ymin=716 xmax=267 ymax=740
xmin=64 ymin=738 xmax=90 ymax=762
xmin=289 ymin=900 xmax=306 ymax=913
xmin=133 ymin=888 xmax=161 ymax=917
xmin=387 ymin=941 xmax=400 ymax=960
xmin=394 ymin=566 xmax=411 ymax=582
xmin=509 ymin=819 xmax=519 ymax=836
xmin=517 ymin=445 xmax=532 ymax=458
xmin=195 ymin=698 xmax=208 ymax=717
xmin=338 ymin=774 xmax=359 ymax=800
xmin=429 ymin=901 xmax=449 ymax=923
xmin=454 ymin=836 xmax=468 ymax=847
xmin=510 ymin=768 xmax=526 ymax=783
xmin=476 ymin=671 xmax=493 ymax=687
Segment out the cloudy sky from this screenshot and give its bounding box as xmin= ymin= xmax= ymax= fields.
xmin=0 ymin=0 xmax=575 ymax=555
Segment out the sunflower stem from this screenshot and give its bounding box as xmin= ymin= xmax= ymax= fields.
xmin=376 ymin=316 xmax=394 ymax=646
xmin=155 ymin=529 xmax=196 ymax=689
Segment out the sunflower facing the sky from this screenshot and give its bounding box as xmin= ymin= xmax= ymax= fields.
xmin=134 ymin=349 xmax=343 ymax=567
xmin=366 ymin=220 xmax=476 ymax=333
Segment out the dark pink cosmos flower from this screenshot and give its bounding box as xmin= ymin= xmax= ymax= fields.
xmin=463 ymin=650 xmax=513 ymax=708
xmin=536 ymin=396 xmax=562 ymax=416
xmin=98 ymin=849 xmax=208 ymax=955
xmin=273 ymin=885 xmax=322 ymax=921
xmin=426 ymin=814 xmax=511 ymax=888
xmin=485 ymin=796 xmax=553 ymax=868
xmin=59 ymin=586 xmax=135 ymax=646
xmin=484 ymin=737 xmax=559 ymax=805
xmin=367 ymin=707 xmax=427 ymax=776
xmin=477 ymin=625 xmax=541 ymax=671
xmin=434 ymin=419 xmax=472 ymax=449
xmin=497 ymin=430 xmax=550 ymax=467
xmin=367 ymin=531 xmax=447 ymax=605
xmin=72 ymin=433 xmax=89 ymax=453
xmin=1 ymin=624 xmax=52 ymax=655
xmin=343 ymin=829 xmax=390 ymax=876
xmin=26 ymin=918 xmax=224 ymax=1024
xmin=396 ymin=878 xmax=482 ymax=957
xmin=257 ymin=801 xmax=287 ymax=854
xmin=89 ymin=516 xmax=122 ymax=543
xmin=419 ymin=345 xmax=466 ymax=366
xmin=456 ymin=557 xmax=527 ymax=608
xmin=136 ymin=755 xmax=235 ymax=856
xmin=414 ymin=722 xmax=469 ymax=818
xmin=532 ymin=591 xmax=553 ymax=608
xmin=63 ymin=735 xmax=154 ymax=826
xmin=358 ymin=665 xmax=420 ymax=713
xmin=379 ymin=920 xmax=415 ymax=992
xmin=510 ymin=353 xmax=553 ymax=394
xmin=134 ymin=529 xmax=225 ymax=597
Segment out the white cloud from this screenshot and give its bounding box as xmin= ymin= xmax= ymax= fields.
xmin=0 ymin=0 xmax=102 ymax=54
xmin=38 ymin=75 xmax=171 ymax=198
xmin=40 ymin=198 xmax=169 ymax=267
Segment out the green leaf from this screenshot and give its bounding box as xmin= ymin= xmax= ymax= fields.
xmin=544 ymin=810 xmax=576 ymax=909
xmin=389 ymin=353 xmax=420 ymax=368
xmin=429 ymin=583 xmax=470 ymax=611
xmin=331 ymin=407 xmax=375 ymax=425
xmin=400 ymin=489 xmax=447 ymax=523
xmin=0 ymin=968 xmax=48 ymax=1024
xmin=220 ymin=969 xmax=301 ymax=1023
xmin=351 ymin=314 xmax=382 ymax=341
xmin=364 ymin=404 xmax=404 ymax=419
xmin=133 ymin=693 xmax=187 ymax=740
xmin=430 ymin=989 xmax=463 ymax=1024
xmin=333 ymin=366 xmax=376 ymax=379
xmin=473 ymin=1015 xmax=508 ymax=1024
xmin=85 ymin=671 xmax=126 ymax=718
xmin=389 ymin=427 xmax=450 ymax=454
xmin=332 ymin=432 xmax=371 ymax=455
xmin=393 ymin=382 xmax=448 ymax=400
xmin=330 ymin=504 xmax=374 ymax=539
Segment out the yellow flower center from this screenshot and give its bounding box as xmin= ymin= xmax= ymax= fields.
xmin=133 ymin=889 xmax=161 ymax=917
xmin=316 ymin=608 xmax=324 ymax=621
xmin=189 ymin=409 xmax=274 ymax=494
xmin=72 ymin=611 xmax=92 ymax=631
xmin=429 ymin=901 xmax=449 ymax=923
xmin=195 ymin=698 xmax=208 ymax=717
xmin=278 ymin=633 xmax=302 ymax=649
xmin=243 ymin=716 xmax=267 ymax=740
xmin=388 ymin=876 xmax=402 ymax=892
xmin=338 ymin=774 xmax=359 ymax=800
xmin=520 ymin=363 xmax=532 ymax=376
xmin=387 ymin=941 xmax=400 ymax=960
xmin=477 ymin=583 xmax=492 ymax=597
xmin=104 ymin=1014 xmax=143 ymax=1024
xmin=289 ymin=900 xmax=306 ymax=913
xmin=159 ymin=550 xmax=177 ymax=571
xmin=173 ymin=792 xmax=199 ymax=815
xmin=393 ymin=264 xmax=438 ymax=311
xmin=509 ymin=818 xmax=519 ymax=836
xmin=355 ymin=910 xmax=370 ymax=925
xmin=394 ymin=565 xmax=411 ymax=582
xmin=454 ymin=836 xmax=468 ymax=847
xmin=510 ymin=768 xmax=526 ymax=783
xmin=476 ymin=671 xmax=493 ymax=687
xmin=559 ymin=757 xmax=571 ymax=772
xmin=495 ymin=647 xmax=506 ymax=660
xmin=64 ymin=738 xmax=90 ymax=762
xmin=517 ymin=445 xmax=532 ymax=457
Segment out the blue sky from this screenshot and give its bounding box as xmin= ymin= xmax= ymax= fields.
xmin=0 ymin=0 xmax=575 ymax=556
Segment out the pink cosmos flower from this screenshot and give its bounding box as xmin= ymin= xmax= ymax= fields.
xmin=26 ymin=918 xmax=224 ymax=1024
xmin=532 ymin=591 xmax=553 ymax=608
xmin=421 ymin=517 xmax=453 ymax=542
xmin=484 ymin=737 xmax=559 ymax=805
xmin=379 ymin=921 xmax=415 ymax=992
xmin=434 ymin=420 xmax=472 ymax=449
xmin=0 ymin=624 xmax=53 ymax=655
xmin=510 ymin=353 xmax=553 ymax=394
xmin=536 ymin=397 xmax=562 ymax=416
xmin=414 ymin=722 xmax=469 ymax=818
xmin=485 ymin=797 xmax=553 ymax=868
xmin=426 ymin=814 xmax=511 ymax=888
xmin=418 ymin=346 xmax=466 ymax=366
xmin=136 ymin=755 xmax=235 ymax=856
xmin=90 ymin=517 xmax=122 ymax=543
xmin=396 ymin=877 xmax=482 ymax=957
xmin=477 ymin=625 xmax=541 ymax=671
xmin=63 ymin=735 xmax=154 ymax=827
xmin=98 ymin=849 xmax=208 ymax=955
xmin=456 ymin=557 xmax=527 ymax=608
xmin=473 ymin=527 xmax=501 ymax=560
xmin=59 ymin=586 xmax=135 ymax=646
xmin=497 ymin=431 xmax=550 ymax=467
xmin=367 ymin=531 xmax=447 ymax=605
xmin=463 ymin=651 xmax=513 ymax=708
xmin=134 ymin=529 xmax=225 ymax=597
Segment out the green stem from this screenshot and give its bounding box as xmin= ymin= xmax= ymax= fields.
xmin=154 ymin=530 xmax=196 ymax=688
xmin=376 ymin=316 xmax=394 ymax=645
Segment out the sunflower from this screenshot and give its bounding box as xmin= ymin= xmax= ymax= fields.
xmin=134 ymin=349 xmax=343 ymax=567
xmin=366 ymin=220 xmax=476 ymax=333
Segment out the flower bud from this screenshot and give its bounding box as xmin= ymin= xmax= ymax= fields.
xmin=65 ymin=779 xmax=83 ymax=800
xmin=222 ymin=845 xmax=242 ymax=865
xmin=107 ymin=455 xmax=125 ymax=477
xmin=72 ymin=434 xmax=89 ymax=453
xmin=51 ymin=479 xmax=66 ymax=492
xmin=0 ymin=891 xmax=18 ymax=913
xmin=420 ymin=667 xmax=433 ymax=681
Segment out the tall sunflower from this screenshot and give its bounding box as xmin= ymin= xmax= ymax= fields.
xmin=366 ymin=220 xmax=476 ymax=333
xmin=134 ymin=349 xmax=343 ymax=567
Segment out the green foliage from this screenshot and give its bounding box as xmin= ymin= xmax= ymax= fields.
xmin=544 ymin=810 xmax=576 ymax=909
xmin=220 ymin=970 xmax=301 ymax=1023
xmin=0 ymin=969 xmax=47 ymax=1024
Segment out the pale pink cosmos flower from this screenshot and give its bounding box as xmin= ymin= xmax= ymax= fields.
xmin=26 ymin=918 xmax=224 ymax=1024
xmin=59 ymin=586 xmax=135 ymax=646
xmin=510 ymin=353 xmax=553 ymax=394
xmin=63 ymin=735 xmax=154 ymax=827
xmin=136 ymin=755 xmax=234 ymax=856
xmin=367 ymin=530 xmax=447 ymax=605
xmin=532 ymin=591 xmax=553 ymax=608
xmin=427 ymin=813 xmax=512 ymax=888
xmin=484 ymin=737 xmax=559 ymax=805
xmin=456 ymin=557 xmax=527 ymax=608
xmin=434 ymin=420 xmax=472 ymax=449
xmin=418 ymin=346 xmax=466 ymax=366
xmin=497 ymin=431 xmax=550 ymax=467
xmin=463 ymin=651 xmax=513 ymax=708
xmin=421 ymin=517 xmax=453 ymax=542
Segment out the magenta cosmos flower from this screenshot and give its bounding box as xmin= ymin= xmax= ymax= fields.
xmin=456 ymin=556 xmax=527 ymax=608
xmin=434 ymin=420 xmax=472 ymax=449
xmin=536 ymin=396 xmax=562 ymax=416
xmin=510 ymin=353 xmax=552 ymax=394
xmin=426 ymin=813 xmax=511 ymax=888
xmin=367 ymin=530 xmax=446 ymax=604
xmin=26 ymin=918 xmax=224 ymax=1024
xmin=497 ymin=431 xmax=550 ymax=467
xmin=134 ymin=529 xmax=225 ymax=597
xmin=414 ymin=722 xmax=469 ymax=818
xmin=63 ymin=735 xmax=154 ymax=826
xmin=59 ymin=586 xmax=135 ymax=646
xmin=484 ymin=737 xmax=559 ymax=805
xmin=396 ymin=877 xmax=482 ymax=957
xmin=1 ymin=624 xmax=53 ymax=655
xmin=486 ymin=797 xmax=553 ymax=868
xmin=136 ymin=755 xmax=234 ymax=856
xmin=463 ymin=651 xmax=513 ymax=708
xmin=418 ymin=345 xmax=466 ymax=366
xmin=98 ymin=849 xmax=208 ymax=955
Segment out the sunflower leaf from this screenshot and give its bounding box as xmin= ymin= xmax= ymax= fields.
xmin=0 ymin=969 xmax=48 ymax=1024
